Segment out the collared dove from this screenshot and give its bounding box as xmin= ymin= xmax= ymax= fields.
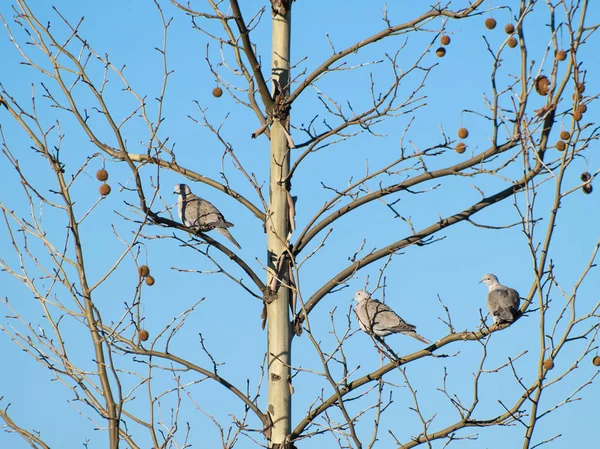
xmin=481 ymin=273 xmax=520 ymax=324
xmin=353 ymin=290 xmax=430 ymax=343
xmin=173 ymin=183 xmax=241 ymax=249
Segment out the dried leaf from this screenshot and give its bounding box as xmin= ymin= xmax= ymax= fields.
xmin=535 ymin=75 xmax=550 ymax=96
xmin=261 ymin=303 xmax=268 ymax=330
xmin=534 ymin=103 xmax=555 ymax=117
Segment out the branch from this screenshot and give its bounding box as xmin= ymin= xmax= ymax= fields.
xmin=118 ymin=345 xmax=269 ymax=431
xmin=293 ymin=138 xmax=520 ymax=255
xmin=229 ymin=0 xmax=274 ymax=112
xmin=295 ymin=178 xmax=535 ymax=325
xmin=147 ymin=212 xmax=266 ymax=293
xmin=287 ymin=0 xmax=486 ymax=105
xmin=0 ymin=401 xmax=51 ymax=449
xmin=291 ymin=322 xmax=523 ymax=440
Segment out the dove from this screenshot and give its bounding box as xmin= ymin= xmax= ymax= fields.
xmin=481 ymin=273 xmax=520 ymax=324
xmin=353 ymin=290 xmax=430 ymax=343
xmin=173 ymin=183 xmax=241 ymax=249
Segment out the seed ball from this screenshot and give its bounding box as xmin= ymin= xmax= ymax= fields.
xmin=583 ymin=184 xmax=593 ymax=194
xmin=457 ymin=127 xmax=469 ymax=139
xmin=440 ymin=35 xmax=451 ymax=45
xmin=556 ymin=50 xmax=567 ymax=61
xmin=555 ymin=140 xmax=566 ymax=151
xmin=96 ymin=169 xmax=109 ymax=182
xmin=543 ymin=359 xmax=554 ymax=370
xmin=485 ymin=17 xmax=497 ymax=30
xmin=436 ymin=47 xmax=446 ymax=57
xmin=560 ymin=131 xmax=571 ymax=140
xmin=139 ymin=265 xmax=150 ymax=277
xmin=455 ymin=142 xmax=467 ymax=154
xmin=145 ymin=275 xmax=155 ymax=286
xmin=138 ymin=329 xmax=149 ymax=341
xmin=577 ymin=82 xmax=586 ymax=94
xmin=573 ymin=111 xmax=583 ymax=121
xmin=507 ymin=37 xmax=518 ymax=48
xmin=504 ymin=23 xmax=515 ymax=34
xmin=212 ymin=87 xmax=223 ymax=98
xmin=593 ymin=356 xmax=600 ymax=367
xmin=581 ymin=172 xmax=591 ymax=182
xmin=99 ymin=183 xmax=111 ymax=196
xmin=577 ymin=104 xmax=587 ymax=114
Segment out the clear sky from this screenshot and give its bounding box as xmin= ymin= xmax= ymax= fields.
xmin=1 ymin=1 xmax=599 ymax=448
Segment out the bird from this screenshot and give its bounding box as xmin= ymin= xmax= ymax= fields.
xmin=173 ymin=183 xmax=241 ymax=249
xmin=353 ymin=290 xmax=430 ymax=343
xmin=480 ymin=273 xmax=520 ymax=324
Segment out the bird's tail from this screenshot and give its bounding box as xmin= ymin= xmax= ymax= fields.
xmin=405 ymin=331 xmax=430 ymax=344
xmin=216 ymin=227 xmax=242 ymax=249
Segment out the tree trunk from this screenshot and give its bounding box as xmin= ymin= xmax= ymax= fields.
xmin=266 ymin=3 xmax=292 ymax=448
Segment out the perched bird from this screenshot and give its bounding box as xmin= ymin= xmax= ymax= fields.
xmin=481 ymin=273 xmax=520 ymax=324
xmin=173 ymin=183 xmax=241 ymax=249
xmin=353 ymin=290 xmax=430 ymax=343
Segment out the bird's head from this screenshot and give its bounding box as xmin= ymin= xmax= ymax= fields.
xmin=354 ymin=290 xmax=370 ymax=302
xmin=173 ymin=184 xmax=191 ymax=196
xmin=480 ymin=273 xmax=499 ymax=286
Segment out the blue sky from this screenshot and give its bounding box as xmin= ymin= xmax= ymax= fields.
xmin=1 ymin=1 xmax=599 ymax=448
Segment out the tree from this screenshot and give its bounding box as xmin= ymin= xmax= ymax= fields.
xmin=1 ymin=0 xmax=599 ymax=448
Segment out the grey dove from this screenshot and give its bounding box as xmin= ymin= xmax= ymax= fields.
xmin=353 ymin=290 xmax=430 ymax=343
xmin=174 ymin=183 xmax=241 ymax=249
xmin=481 ymin=273 xmax=520 ymax=324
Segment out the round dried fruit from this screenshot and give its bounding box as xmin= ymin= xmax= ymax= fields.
xmin=507 ymin=37 xmax=518 ymax=48
xmin=555 ymin=140 xmax=566 ymax=151
xmin=485 ymin=17 xmax=497 ymax=30
xmin=581 ymin=172 xmax=591 ymax=182
xmin=99 ymin=183 xmax=111 ymax=196
xmin=440 ymin=35 xmax=451 ymax=45
xmin=573 ymin=111 xmax=583 ymax=121
xmin=593 ymin=356 xmax=600 ymax=367
xmin=556 ymin=50 xmax=567 ymax=61
xmin=577 ymin=104 xmax=587 ymax=114
xmin=96 ymin=169 xmax=109 ymax=182
xmin=145 ymin=276 xmax=155 ymax=286
xmin=543 ymin=359 xmax=554 ymax=370
xmin=436 ymin=47 xmax=446 ymax=57
xmin=212 ymin=87 xmax=223 ymax=98
xmin=534 ymin=75 xmax=550 ymax=96
xmin=577 ymin=82 xmax=585 ymax=94
xmin=139 ymin=265 xmax=150 ymax=277
xmin=457 ymin=127 xmax=469 ymax=139
xmin=455 ymin=142 xmax=466 ymax=154
xmin=560 ymin=131 xmax=570 ymax=140
xmin=138 ymin=329 xmax=149 ymax=341
xmin=504 ymin=23 xmax=515 ymax=34
xmin=583 ymin=184 xmax=593 ymax=194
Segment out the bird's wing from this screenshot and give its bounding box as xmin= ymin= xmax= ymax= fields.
xmin=488 ymin=288 xmax=520 ymax=321
xmin=366 ymin=299 xmax=416 ymax=333
xmin=185 ymin=198 xmax=223 ymax=230
xmin=507 ymin=288 xmax=520 ymax=309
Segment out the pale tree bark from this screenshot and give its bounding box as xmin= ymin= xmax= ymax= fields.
xmin=266 ymin=2 xmax=292 ymax=447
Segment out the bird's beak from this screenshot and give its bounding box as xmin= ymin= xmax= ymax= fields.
xmin=478 ymin=280 xmax=484 ymax=284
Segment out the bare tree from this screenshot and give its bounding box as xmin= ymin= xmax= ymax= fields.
xmin=1 ymin=0 xmax=599 ymax=448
